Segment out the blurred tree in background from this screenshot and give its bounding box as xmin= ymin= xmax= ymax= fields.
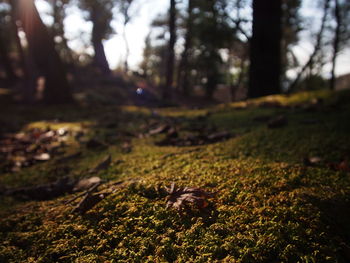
xmin=78 ymin=0 xmax=114 ymax=75
xmin=11 ymin=0 xmax=72 ymax=103
xmin=48 ymin=0 xmax=74 ymax=66
xmin=0 ymin=0 xmax=348 ymax=104
xmin=0 ymin=6 xmax=17 ymax=83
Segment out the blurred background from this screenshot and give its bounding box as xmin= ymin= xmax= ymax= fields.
xmin=0 ymin=0 xmax=349 ymax=105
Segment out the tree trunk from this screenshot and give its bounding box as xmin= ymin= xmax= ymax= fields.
xmin=122 ymin=25 xmax=130 ymax=74
xmin=330 ymin=0 xmax=340 ymax=90
xmin=231 ymin=54 xmax=246 ymax=102
xmin=288 ymin=0 xmax=330 ymax=93
xmin=9 ymin=0 xmax=37 ymax=102
xmin=0 ymin=34 xmax=17 ymax=83
xmin=248 ymin=0 xmax=282 ymax=98
xmin=91 ymin=8 xmax=111 ymax=75
xmin=177 ymin=0 xmax=193 ymax=96
xmin=164 ymin=0 xmax=176 ymax=100
xmin=52 ymin=0 xmax=74 ymax=66
xmin=206 ymin=66 xmax=219 ymax=99
xmin=16 ymin=0 xmax=72 ymax=103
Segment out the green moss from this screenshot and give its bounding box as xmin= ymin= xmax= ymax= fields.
xmin=1 ymin=90 xmax=350 ymax=262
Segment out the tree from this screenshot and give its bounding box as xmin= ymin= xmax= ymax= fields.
xmin=117 ymin=0 xmax=138 ymax=74
xmin=164 ymin=0 xmax=176 ymax=100
xmin=329 ymin=0 xmax=350 ymax=90
xmin=287 ymin=0 xmax=330 ymax=93
xmin=281 ymin=0 xmax=302 ymax=85
xmin=0 ymin=8 xmax=17 ymax=83
xmin=329 ymin=0 xmax=340 ymax=90
xmin=225 ymin=0 xmax=251 ymax=101
xmin=177 ymin=0 xmax=194 ymax=96
xmin=190 ymin=0 xmax=233 ymax=99
xmin=14 ymin=0 xmax=72 ymax=103
xmin=139 ymin=32 xmax=153 ymax=79
xmin=79 ymin=0 xmax=113 ymax=75
xmin=49 ymin=0 xmax=74 ymax=66
xmin=248 ymin=0 xmax=282 ymax=98
xmin=139 ymin=14 xmax=169 ymax=89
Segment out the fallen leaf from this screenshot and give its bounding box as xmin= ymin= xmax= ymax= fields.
xmin=304 ymin=156 xmax=323 ymax=166
xmin=165 ymin=183 xmax=215 ymax=212
xmin=149 ymin=124 xmax=170 ymax=135
xmin=73 ymin=176 xmax=102 ymax=192
xmin=72 ymin=191 xmax=111 ymax=214
xmin=89 ymin=155 xmax=111 ymax=173
xmin=34 ymin=153 xmax=51 ymax=161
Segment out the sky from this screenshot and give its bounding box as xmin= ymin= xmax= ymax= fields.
xmin=36 ymin=0 xmax=349 ymax=77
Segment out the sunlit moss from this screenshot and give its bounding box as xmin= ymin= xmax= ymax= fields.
xmin=0 ymin=90 xmax=349 ymax=262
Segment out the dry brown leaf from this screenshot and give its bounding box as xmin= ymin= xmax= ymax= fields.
xmin=33 ymin=153 xmax=51 ymax=161
xmin=149 ymin=124 xmax=170 ymax=135
xmin=165 ymin=183 xmax=215 ymax=211
xmin=73 ymin=176 xmax=102 ymax=192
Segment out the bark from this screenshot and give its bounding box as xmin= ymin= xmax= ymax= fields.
xmin=206 ymin=66 xmax=219 ymax=99
xmin=91 ymin=8 xmax=111 ymax=75
xmin=52 ymin=0 xmax=74 ymax=66
xmin=16 ymin=0 xmax=72 ymax=103
xmin=288 ymin=0 xmax=330 ymax=93
xmin=164 ymin=0 xmax=176 ymax=100
xmin=231 ymin=54 xmax=246 ymax=101
xmin=177 ymin=0 xmax=193 ymax=96
xmin=122 ymin=25 xmax=130 ymax=74
xmin=248 ymin=0 xmax=282 ymax=98
xmin=0 ymin=34 xmax=17 ymax=83
xmin=329 ymin=0 xmax=340 ymax=90
xmin=10 ymin=0 xmax=39 ymax=102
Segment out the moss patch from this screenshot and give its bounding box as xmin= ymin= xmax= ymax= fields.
xmin=1 ymin=90 xmax=350 ymax=262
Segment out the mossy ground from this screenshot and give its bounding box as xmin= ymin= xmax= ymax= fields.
xmin=1 ymin=90 xmax=350 ymax=262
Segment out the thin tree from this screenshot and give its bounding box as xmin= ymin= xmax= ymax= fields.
xmin=177 ymin=0 xmax=194 ymax=96
xmin=15 ymin=0 xmax=72 ymax=103
xmin=51 ymin=0 xmax=74 ymax=65
xmin=91 ymin=5 xmax=111 ymax=75
xmin=329 ymin=0 xmax=340 ymax=90
xmin=79 ymin=0 xmax=113 ymax=75
xmin=287 ymin=0 xmax=330 ymax=93
xmin=164 ymin=0 xmax=176 ymax=100
xmin=0 ymin=33 xmax=17 ymax=83
xmin=248 ymin=0 xmax=282 ymax=98
xmin=118 ymin=0 xmax=137 ymax=74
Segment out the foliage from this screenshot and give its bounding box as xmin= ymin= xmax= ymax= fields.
xmin=78 ymin=0 xmax=114 ymax=40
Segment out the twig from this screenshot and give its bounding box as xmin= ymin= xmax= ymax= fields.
xmin=64 ymin=183 xmax=100 ymax=205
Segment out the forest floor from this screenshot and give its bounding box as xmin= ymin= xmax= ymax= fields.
xmin=0 ymin=88 xmax=350 ymax=262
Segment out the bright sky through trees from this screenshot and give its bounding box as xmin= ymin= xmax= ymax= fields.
xmin=36 ymin=0 xmax=349 ymax=76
